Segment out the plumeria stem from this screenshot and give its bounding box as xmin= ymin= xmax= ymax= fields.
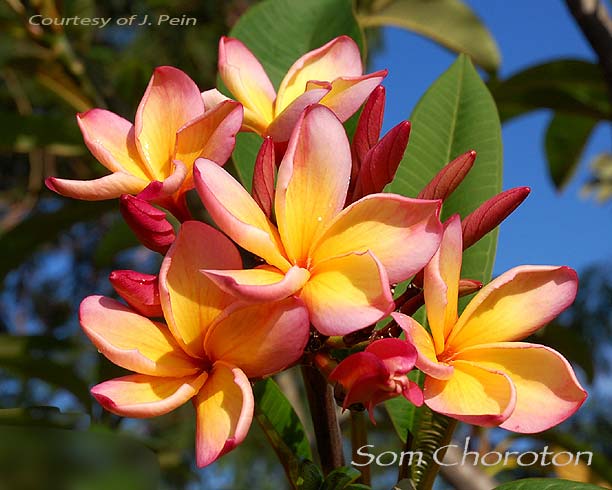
xmin=350 ymin=410 xmax=371 ymax=485
xmin=301 ymin=365 xmax=344 ymax=474
xmin=397 ymin=429 xmax=415 ymax=482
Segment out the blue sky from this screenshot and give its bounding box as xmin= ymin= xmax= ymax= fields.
xmin=371 ymin=0 xmax=612 ymax=275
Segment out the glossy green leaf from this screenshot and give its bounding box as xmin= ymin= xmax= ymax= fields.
xmin=226 ymin=0 xmax=365 ymax=188
xmin=297 ymin=460 xmax=324 ymax=490
xmin=385 ymin=370 xmax=424 ymax=443
xmin=358 ymin=0 xmax=500 ymax=72
xmin=387 ymin=54 xmax=503 ymax=285
xmin=320 ymin=466 xmax=362 ymax=490
xmin=488 ymin=60 xmax=611 ymax=123
xmin=545 ymin=113 xmax=598 ymax=190
xmin=493 ymin=479 xmax=604 ymax=490
xmin=254 ymin=378 xmax=313 ymax=488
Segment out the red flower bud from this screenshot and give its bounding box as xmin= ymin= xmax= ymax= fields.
xmin=458 ymin=279 xmax=483 ymax=296
xmin=251 ymin=137 xmax=276 ymax=218
xmin=462 ymin=187 xmax=531 ymax=250
xmin=119 ymin=194 xmax=176 ymax=254
xmin=349 ymin=120 xmax=411 ymax=203
xmin=109 ymin=270 xmax=162 ymax=317
xmin=418 ymin=150 xmax=476 ymax=201
xmin=351 ymin=85 xmax=386 ymax=179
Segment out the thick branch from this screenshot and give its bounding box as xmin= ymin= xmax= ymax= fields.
xmin=565 ymin=0 xmax=612 ymax=105
xmin=301 ymin=365 xmax=345 ymax=474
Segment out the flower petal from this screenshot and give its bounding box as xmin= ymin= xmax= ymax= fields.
xmin=299 ymin=251 xmax=394 ymax=336
xmin=204 ymin=298 xmax=310 ymax=378
xmin=108 ymin=270 xmax=162 ymax=318
xmin=159 ymin=221 xmax=241 ymax=358
xmin=79 ymin=296 xmax=199 ymax=376
xmin=174 ymin=100 xmax=243 ymax=188
xmin=194 ymin=158 xmax=290 ymax=271
xmin=76 ymin=109 xmax=149 ymax=180
xmin=319 ymin=71 xmax=387 ymax=122
xmin=265 ymin=82 xmax=331 ymax=141
xmin=275 ymin=36 xmax=362 ymax=114
xmin=393 ymin=312 xmax=454 ymax=380
xmin=310 ymin=193 xmax=442 ymax=283
xmin=91 ymin=372 xmax=207 ymax=418
xmin=45 ymin=172 xmax=147 ymax=201
xmin=447 ymin=266 xmax=578 ymax=351
xmin=365 ymin=338 xmax=417 ymax=374
xmin=218 ymin=37 xmax=275 ymax=133
xmin=202 ymin=265 xmax=310 ymax=303
xmin=329 ymin=351 xmax=389 ymax=409
xmin=135 ymin=66 xmax=205 ymax=181
xmin=201 ymin=88 xmax=231 ymax=110
xmin=275 ymin=105 xmax=351 ymax=264
xmin=194 ymin=362 xmax=254 ymax=467
xmin=456 ymin=342 xmax=587 ymax=433
xmin=424 ymin=360 xmax=516 ymax=427
xmin=424 ymin=215 xmax=462 ymax=353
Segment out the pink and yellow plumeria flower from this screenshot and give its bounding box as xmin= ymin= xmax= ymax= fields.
xmin=194 ymin=104 xmax=443 ymax=336
xmin=329 ymin=338 xmax=424 ymax=423
xmin=394 ymin=215 xmax=587 ymax=433
xmin=79 ymin=221 xmax=309 ymax=467
xmin=203 ymin=35 xmax=386 ymax=141
xmin=47 ymin=66 xmax=242 ymax=217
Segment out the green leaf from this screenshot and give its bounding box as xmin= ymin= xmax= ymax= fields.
xmin=545 ymin=113 xmax=598 ymax=190
xmin=385 ymin=370 xmax=424 ymax=443
xmin=297 ymin=460 xmax=324 ymax=490
xmin=493 ymin=479 xmax=605 ymax=490
xmin=488 ymin=60 xmax=611 ymax=123
xmin=0 ymin=200 xmax=115 ymax=280
xmin=254 ymin=378 xmax=313 ymax=487
xmin=226 ymin=0 xmax=365 ymax=188
xmin=358 ymin=0 xmax=500 ymax=72
xmin=320 ymin=466 xmax=362 ymax=490
xmin=387 ymin=54 xmax=503 ymax=285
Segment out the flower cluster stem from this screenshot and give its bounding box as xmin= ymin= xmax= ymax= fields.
xmin=350 ymin=410 xmax=371 ymax=484
xmin=301 ymin=365 xmax=344 ymax=474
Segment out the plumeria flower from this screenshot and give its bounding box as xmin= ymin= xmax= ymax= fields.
xmin=202 ymin=36 xmax=386 ymax=141
xmin=46 ymin=66 xmax=243 ymax=219
xmin=194 ymin=104 xmax=443 ymax=336
xmin=329 ymin=338 xmax=424 ymax=423
xmin=394 ymin=215 xmax=587 ymax=433
xmin=79 ymin=221 xmax=309 ymax=466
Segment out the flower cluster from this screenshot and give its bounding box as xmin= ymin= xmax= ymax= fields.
xmin=47 ymin=36 xmax=586 ymax=466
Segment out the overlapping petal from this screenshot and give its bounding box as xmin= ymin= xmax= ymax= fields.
xmin=329 ymin=351 xmax=388 ymax=409
xmin=319 ymin=71 xmax=388 ymax=122
xmin=393 ymin=312 xmax=454 ymax=380
xmin=299 ymin=251 xmax=393 ymax=335
xmin=424 ymin=360 xmax=516 ymax=427
xmin=194 ymin=158 xmax=290 ymax=271
xmin=275 ymin=105 xmax=351 ymax=264
xmin=135 ymin=66 xmax=205 ymax=180
xmin=79 ymin=296 xmax=199 ymax=376
xmin=310 ymin=193 xmax=442 ymax=283
xmin=76 ymin=109 xmax=148 ymax=179
xmin=447 ymin=265 xmax=578 ymax=351
xmin=159 ymin=221 xmax=241 ymax=358
xmin=91 ymin=372 xmax=207 ymax=418
xmin=45 ymin=172 xmax=147 ymax=201
xmin=218 ymin=37 xmax=275 ymax=132
xmin=194 ymin=362 xmax=254 ymax=468
xmin=457 ymin=342 xmax=587 ymax=433
xmin=202 ymin=265 xmax=310 ymax=303
xmin=275 ymin=35 xmax=362 ymax=114
xmin=424 ymin=216 xmax=462 ymax=352
xmin=204 ymin=298 xmax=310 ymax=378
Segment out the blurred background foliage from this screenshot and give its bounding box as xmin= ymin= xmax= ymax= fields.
xmin=0 ymin=0 xmax=611 ymax=489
